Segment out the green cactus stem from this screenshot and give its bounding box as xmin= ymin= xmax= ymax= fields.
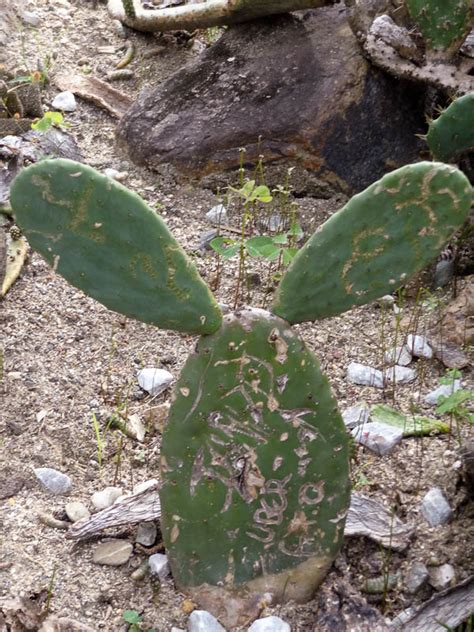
xmin=427 ymin=93 xmax=474 ymax=162
xmin=271 ymin=162 xmax=471 ymax=324
xmin=405 ymin=0 xmax=473 ymax=59
xmin=160 ymin=307 xmax=350 ymax=608
xmin=121 ymin=0 xmax=136 ymax=20
xmin=10 ymin=159 xmax=222 ymax=335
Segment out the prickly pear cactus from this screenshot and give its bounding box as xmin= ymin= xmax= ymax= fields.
xmin=404 ymin=0 xmax=473 ymax=58
xmin=272 ymin=162 xmax=472 ymax=324
xmin=427 ymin=93 xmax=474 ymax=162
xmin=10 ymin=159 xmax=222 ymax=335
xmin=160 ymin=307 xmax=349 ymax=603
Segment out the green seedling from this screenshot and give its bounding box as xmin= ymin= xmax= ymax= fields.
xmin=31 ymin=111 xmax=69 ymax=134
xmin=123 ymin=609 xmax=157 ymax=632
xmin=9 ymin=158 xmax=472 ymax=619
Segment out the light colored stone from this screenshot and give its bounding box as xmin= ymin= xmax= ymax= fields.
xmin=428 ymin=563 xmax=455 ymax=591
xmin=341 ymin=404 xmax=370 ymax=429
xmin=187 ymin=610 xmax=226 ymax=632
xmin=91 ymin=486 xmax=122 ymax=510
xmin=377 ymin=294 xmax=395 ymax=308
xmin=51 ymin=90 xmax=77 ymax=112
xmin=384 ymin=365 xmax=417 ymax=384
xmin=126 ymin=413 xmax=146 ymax=442
xmin=346 ymin=363 xmax=384 ymax=388
xmin=421 ymin=487 xmax=453 ymax=526
xmin=404 ymin=561 xmax=429 ymax=594
xmin=34 ymin=468 xmax=72 ymax=494
xmin=248 ymin=615 xmax=291 ymax=632
xmin=425 ymin=380 xmax=462 ymax=406
xmin=149 ymin=553 xmax=170 ymax=579
xmin=384 ymin=345 xmax=412 ymax=367
xmin=406 ymin=334 xmax=433 ymax=359
xmin=92 ymin=540 xmax=133 ymax=566
xmin=352 ymin=422 xmax=404 ymax=456
xmin=137 ymin=367 xmax=173 ymax=397
xmin=65 ymin=501 xmax=90 ymax=523
xmin=206 ymin=204 xmax=227 ymax=224
xmin=136 ymin=521 xmax=157 ymax=547
xmin=22 ymin=11 xmax=41 ymax=27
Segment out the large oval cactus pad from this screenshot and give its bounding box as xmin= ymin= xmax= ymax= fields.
xmin=160 ymin=308 xmax=350 ymax=607
xmin=427 ymin=93 xmax=474 ymax=162
xmin=272 ymin=162 xmax=471 ymax=324
xmin=10 ymin=159 xmax=222 ymax=334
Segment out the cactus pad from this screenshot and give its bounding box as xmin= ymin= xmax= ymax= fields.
xmin=272 ymin=162 xmax=471 ymax=324
xmin=160 ymin=307 xmax=350 ymax=606
xmin=405 ymin=0 xmax=472 ymax=58
xmin=427 ymin=93 xmax=474 ymax=162
xmin=10 ymin=159 xmax=222 ymax=334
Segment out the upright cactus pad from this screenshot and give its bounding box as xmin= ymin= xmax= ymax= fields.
xmin=405 ymin=0 xmax=472 ymax=58
xmin=272 ymin=162 xmax=471 ymax=324
xmin=10 ymin=159 xmax=222 ymax=335
xmin=160 ymin=307 xmax=350 ymax=607
xmin=427 ymin=93 xmax=474 ymax=162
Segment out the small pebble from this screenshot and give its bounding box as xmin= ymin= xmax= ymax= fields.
xmin=34 ymin=468 xmax=72 ymax=494
xmin=93 ymin=540 xmax=133 ymax=566
xmin=384 ymin=345 xmax=412 ymax=367
xmin=91 ymin=486 xmax=122 ymax=510
xmin=248 ymin=615 xmax=291 ymax=632
xmin=377 ymin=294 xmax=395 ymax=308
xmin=406 ymin=334 xmax=433 ymax=359
xmin=206 ymin=204 xmax=227 ymax=224
xmin=391 ymin=608 xmax=416 ymax=627
xmin=404 ymin=561 xmax=429 ymax=594
xmin=421 ymin=487 xmax=453 ymax=527
xmin=137 ymin=367 xmax=173 ymax=397
xmin=51 ymin=90 xmax=77 ymax=112
xmin=149 ymin=553 xmax=170 ymax=579
xmin=428 ymin=563 xmax=455 ymax=591
xmin=346 ymin=363 xmax=384 ymax=388
xmin=199 ymin=229 xmax=218 ymax=252
xmin=434 ymin=259 xmax=454 ymax=288
xmin=22 ymin=11 xmax=41 ymax=27
xmin=425 ymin=380 xmax=462 ymax=406
xmin=103 ymin=167 xmax=128 ymax=182
xmin=65 ymin=501 xmax=90 ymax=523
xmin=187 ymin=610 xmax=226 ymax=632
xmin=136 ymin=521 xmax=157 ymax=547
xmin=341 ymin=404 xmax=370 ymax=429
xmin=352 ymin=422 xmax=404 ymax=456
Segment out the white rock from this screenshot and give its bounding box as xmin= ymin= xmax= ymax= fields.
xmin=346 ymin=363 xmax=384 ymax=388
xmin=428 ymin=564 xmax=455 ymax=591
xmin=377 ymin=294 xmax=395 ymax=308
xmin=133 ymin=478 xmax=159 ymax=494
xmin=34 ymin=468 xmax=72 ymax=494
xmin=137 ymin=367 xmax=173 ymax=396
xmin=384 ymin=345 xmax=412 ymax=367
xmin=188 ymin=610 xmax=226 ymax=632
xmin=206 ymin=204 xmax=227 ymax=224
xmin=341 ymin=404 xmax=370 ymax=429
xmin=127 ymin=413 xmax=146 ymax=442
xmin=421 ymin=487 xmax=453 ymax=527
xmin=51 ymin=90 xmax=77 ymax=112
xmin=136 ymin=521 xmax=157 ymax=547
xmin=352 ymin=422 xmax=404 ymax=456
xmin=92 ymin=540 xmax=133 ymax=566
xmin=103 ymin=167 xmax=128 ymax=182
xmin=65 ymin=501 xmax=90 ymax=523
xmin=425 ymin=380 xmax=462 ymax=406
xmin=91 ymin=486 xmax=122 ymax=510
xmin=22 ymin=11 xmax=41 ymax=27
xmin=248 ymin=615 xmax=291 ymax=632
xmin=149 ymin=553 xmax=170 ymax=579
xmin=406 ymin=334 xmax=433 ymax=359
xmin=384 ymin=365 xmax=417 ymax=384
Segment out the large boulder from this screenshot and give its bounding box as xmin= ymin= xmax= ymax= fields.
xmin=117 ymin=6 xmax=427 ymax=193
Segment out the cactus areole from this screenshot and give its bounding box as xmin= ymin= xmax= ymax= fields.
xmin=160 ymin=307 xmax=350 ymax=604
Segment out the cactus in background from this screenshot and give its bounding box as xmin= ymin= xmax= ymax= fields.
xmin=120 ymin=0 xmax=136 ymax=20
xmin=9 ymin=158 xmax=472 ymax=626
xmin=427 ymin=92 xmax=474 ymax=163
xmin=404 ymin=0 xmax=473 ymax=59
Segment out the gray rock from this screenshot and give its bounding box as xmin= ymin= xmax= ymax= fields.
xmin=433 ymin=342 xmax=470 ymax=369
xmin=347 ymin=363 xmax=384 ymax=388
xmin=34 ymin=468 xmax=72 ymax=494
xmin=22 ymin=11 xmax=41 ymax=27
xmin=406 ymin=334 xmax=433 ymax=359
xmin=137 ymin=367 xmax=173 ymax=397
xmin=149 ymin=553 xmax=170 ymax=579
xmin=188 ymin=611 xmax=226 ymax=632
xmin=421 ymin=487 xmax=453 ymax=526
xmin=91 ymin=486 xmax=122 ymax=510
xmin=434 ymin=259 xmax=454 ymax=288
xmin=199 ymin=229 xmax=218 ymax=252
xmin=384 ymin=345 xmax=412 ymax=367
xmin=404 ymin=561 xmax=429 ymax=594
xmin=136 ymin=521 xmax=157 ymax=547
xmin=428 ymin=563 xmax=455 ymax=591
xmin=425 ymin=380 xmax=462 ymax=406
xmin=92 ymin=540 xmax=133 ymax=566
xmin=263 ymin=214 xmax=285 ymax=233
xmin=352 ymin=422 xmax=404 ymax=456
xmin=65 ymin=501 xmax=90 ymax=523
xmin=248 ymin=616 xmax=291 ymax=632
xmin=206 ymin=204 xmax=227 ymax=224
xmin=384 ymin=365 xmax=417 ymax=384
xmin=391 ymin=608 xmax=416 ymax=627
xmin=341 ymin=404 xmax=370 ymax=429
xmin=51 ymin=90 xmax=77 ymax=112
xmin=377 ymin=294 xmax=395 ymax=308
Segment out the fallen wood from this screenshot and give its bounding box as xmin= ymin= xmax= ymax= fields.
xmin=54 ymin=74 xmax=134 ymax=118
xmin=108 ymin=0 xmax=334 ymax=32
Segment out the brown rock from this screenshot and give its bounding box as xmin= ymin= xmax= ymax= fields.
xmin=440 ymin=277 xmax=474 ymax=346
xmin=117 ymin=7 xmax=426 ymax=193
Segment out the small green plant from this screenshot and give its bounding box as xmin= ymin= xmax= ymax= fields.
xmin=437 ymin=369 xmax=473 ymax=424
xmin=91 ymin=412 xmax=105 ymax=473
xmin=123 ymin=609 xmax=157 ymax=632
xmin=31 ymin=111 xmax=69 ymax=134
